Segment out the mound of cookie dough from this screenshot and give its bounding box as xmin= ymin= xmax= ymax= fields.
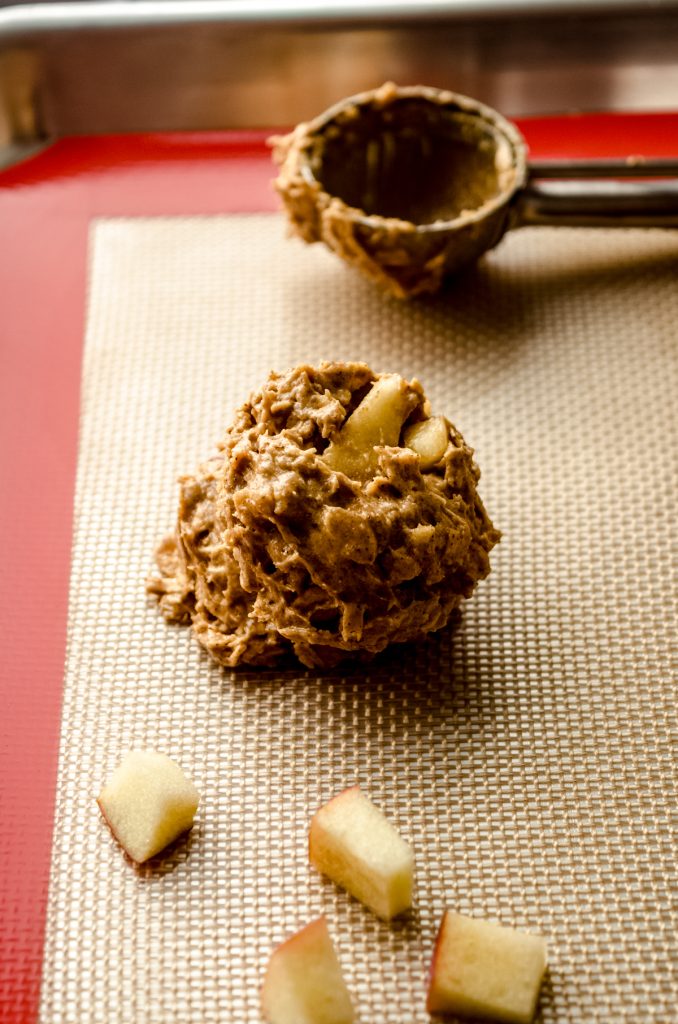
xmin=147 ymin=362 xmax=500 ymax=669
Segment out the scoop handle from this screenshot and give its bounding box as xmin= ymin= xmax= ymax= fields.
xmin=515 ymin=162 xmax=678 ymax=228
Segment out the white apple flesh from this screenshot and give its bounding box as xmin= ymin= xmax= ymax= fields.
xmin=97 ymin=749 xmax=199 ymax=863
xmin=323 ymin=374 xmax=418 ymax=480
xmin=426 ymin=911 xmax=548 ymax=1023
xmin=260 ymin=915 xmax=354 ymax=1024
xmin=403 ymin=415 xmax=449 ymax=469
xmin=309 ymin=786 xmax=414 ymax=921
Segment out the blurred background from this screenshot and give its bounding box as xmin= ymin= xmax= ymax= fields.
xmin=1 ymin=0 xmax=678 ymax=160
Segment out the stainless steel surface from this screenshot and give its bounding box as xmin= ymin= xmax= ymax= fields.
xmin=3 ymin=0 xmax=678 ymax=30
xmin=529 ymin=158 xmax=678 ymax=179
xmin=516 ymin=156 xmax=678 ymax=228
xmin=1 ymin=0 xmax=678 ymax=168
xmin=517 ymin=178 xmax=678 ymax=227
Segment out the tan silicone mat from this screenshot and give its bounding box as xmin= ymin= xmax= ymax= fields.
xmin=39 ymin=216 xmax=677 ymax=1023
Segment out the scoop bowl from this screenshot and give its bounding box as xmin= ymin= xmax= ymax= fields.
xmin=271 ymin=82 xmax=528 ymax=298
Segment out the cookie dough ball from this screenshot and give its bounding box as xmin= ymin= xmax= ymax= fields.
xmin=147 ymin=362 xmax=499 ymax=669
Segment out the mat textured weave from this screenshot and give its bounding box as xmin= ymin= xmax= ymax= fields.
xmin=39 ymin=216 xmax=677 ymax=1024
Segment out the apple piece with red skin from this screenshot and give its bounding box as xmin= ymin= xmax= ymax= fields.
xmin=260 ymin=915 xmax=354 ymax=1024
xmin=309 ymin=785 xmax=414 ymax=921
xmin=97 ymin=750 xmax=199 ymax=863
xmin=426 ymin=911 xmax=548 ymax=1023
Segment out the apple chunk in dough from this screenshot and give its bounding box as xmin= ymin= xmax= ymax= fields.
xmin=403 ymin=415 xmax=449 ymax=469
xmin=97 ymin=750 xmax=199 ymax=863
xmin=309 ymin=786 xmax=414 ymax=920
xmin=261 ymin=916 xmax=354 ymax=1024
xmin=426 ymin=911 xmax=548 ymax=1023
xmin=323 ymin=374 xmax=419 ymax=480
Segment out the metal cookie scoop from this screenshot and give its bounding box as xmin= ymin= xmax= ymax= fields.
xmin=271 ymin=82 xmax=678 ymax=298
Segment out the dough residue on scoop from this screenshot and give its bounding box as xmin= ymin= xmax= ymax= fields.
xmin=147 ymin=362 xmax=500 ymax=669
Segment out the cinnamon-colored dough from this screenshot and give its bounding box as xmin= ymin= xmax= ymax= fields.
xmin=147 ymin=362 xmax=499 ymax=669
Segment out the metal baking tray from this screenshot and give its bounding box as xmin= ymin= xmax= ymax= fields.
xmin=2 ymin=0 xmax=678 ymax=168
xmin=2 ymin=6 xmax=677 ymax=1024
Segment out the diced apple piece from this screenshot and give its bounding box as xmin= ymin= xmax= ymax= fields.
xmin=309 ymin=786 xmax=414 ymax=920
xmin=261 ymin=916 xmax=354 ymax=1024
xmin=426 ymin=911 xmax=548 ymax=1024
xmin=323 ymin=374 xmax=418 ymax=479
xmin=403 ymin=415 xmax=448 ymax=469
xmin=97 ymin=750 xmax=199 ymax=863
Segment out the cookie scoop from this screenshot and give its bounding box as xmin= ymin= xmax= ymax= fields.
xmin=272 ymin=82 xmax=678 ymax=298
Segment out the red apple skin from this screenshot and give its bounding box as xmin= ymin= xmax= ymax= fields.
xmin=96 ymin=797 xmax=129 ymax=858
xmin=426 ymin=911 xmax=449 ymax=1014
xmin=308 ymin=784 xmax=414 ymax=921
xmin=425 ymin=911 xmax=547 ymax=1023
xmin=269 ymin=916 xmax=326 ymax=956
xmin=96 ymin=751 xmax=199 ymax=864
xmin=260 ymin=915 xmax=354 ymax=1024
xmin=96 ymin=797 xmax=193 ymax=865
xmin=95 ymin=797 xmax=146 ymax=864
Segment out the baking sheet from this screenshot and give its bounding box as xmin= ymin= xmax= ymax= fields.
xmin=4 ymin=0 xmax=678 ymax=159
xmin=39 ymin=214 xmax=677 ymax=1023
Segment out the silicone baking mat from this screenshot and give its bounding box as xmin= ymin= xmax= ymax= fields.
xmin=38 ymin=215 xmax=677 ymax=1023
